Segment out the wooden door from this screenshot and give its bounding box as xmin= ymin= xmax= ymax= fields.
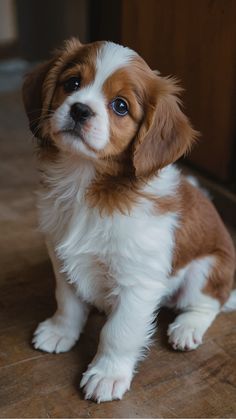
xmin=121 ymin=0 xmax=236 ymax=182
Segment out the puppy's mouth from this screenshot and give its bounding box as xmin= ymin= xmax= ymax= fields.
xmin=54 ymin=122 xmax=87 ymax=143
xmin=53 ymin=124 xmax=98 ymax=155
xmin=60 ymin=127 xmax=84 ymax=139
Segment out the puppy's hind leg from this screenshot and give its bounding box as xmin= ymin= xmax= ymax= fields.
xmin=167 ymin=255 xmax=231 ymax=351
xmin=33 ymin=241 xmax=89 ymax=353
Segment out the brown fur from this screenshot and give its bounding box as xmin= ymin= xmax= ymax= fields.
xmin=172 ymin=179 xmax=235 ymax=304
xmin=22 ymin=58 xmax=57 ymax=142
xmin=99 ymin=66 xmax=144 ymax=158
xmin=50 ymin=43 xmax=99 ymax=113
xmin=22 ymin=38 xmax=101 ymax=150
xmin=133 ymin=77 xmax=198 ymax=177
xmin=86 ymin=175 xmax=143 ymax=216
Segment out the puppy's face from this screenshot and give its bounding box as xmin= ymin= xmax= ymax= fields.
xmin=49 ymin=41 xmax=144 ymax=159
xmin=23 ymin=38 xmax=197 ymax=177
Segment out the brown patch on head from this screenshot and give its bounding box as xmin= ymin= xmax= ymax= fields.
xmin=172 ymin=179 xmax=235 ymax=304
xmin=50 ymin=41 xmax=100 ymax=112
xmin=22 ymin=37 xmax=101 ymax=148
xmin=100 ymin=63 xmax=147 ymax=158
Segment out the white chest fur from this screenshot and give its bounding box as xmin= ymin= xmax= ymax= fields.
xmin=39 ymin=157 xmax=180 ymax=311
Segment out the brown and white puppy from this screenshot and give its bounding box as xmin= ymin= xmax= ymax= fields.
xmin=23 ymin=38 xmax=236 ymax=403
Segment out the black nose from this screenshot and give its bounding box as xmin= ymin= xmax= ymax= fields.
xmin=70 ymin=102 xmax=94 ymax=123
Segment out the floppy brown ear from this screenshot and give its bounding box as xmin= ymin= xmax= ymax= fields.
xmin=22 ymin=37 xmax=82 ymax=141
xmin=133 ymin=76 xmax=198 ymax=177
xmin=22 ymin=59 xmax=55 ymax=139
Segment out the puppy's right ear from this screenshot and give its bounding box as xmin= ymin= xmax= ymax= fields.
xmin=22 ymin=59 xmax=54 ymax=138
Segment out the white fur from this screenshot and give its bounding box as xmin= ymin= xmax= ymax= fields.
xmin=143 ymin=164 xmax=180 ymax=197
xmin=50 ymin=42 xmax=136 ymax=157
xmin=166 ymin=256 xmax=220 ymax=350
xmin=33 ymin=241 xmax=89 ymax=353
xmin=34 ymin=155 xmax=223 ymax=402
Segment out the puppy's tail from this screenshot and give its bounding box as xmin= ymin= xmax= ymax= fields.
xmin=221 ymin=290 xmax=236 ymax=312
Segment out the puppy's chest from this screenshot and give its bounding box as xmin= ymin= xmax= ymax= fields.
xmin=41 ymin=166 xmax=178 ymax=309
xmin=60 ymin=201 xmax=176 ymax=305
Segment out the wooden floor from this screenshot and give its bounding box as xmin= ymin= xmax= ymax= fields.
xmin=0 ymin=90 xmax=236 ymax=418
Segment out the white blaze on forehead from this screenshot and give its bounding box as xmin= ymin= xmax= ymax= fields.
xmin=71 ymin=42 xmax=137 ymax=102
xmin=94 ymin=41 xmax=137 ymax=88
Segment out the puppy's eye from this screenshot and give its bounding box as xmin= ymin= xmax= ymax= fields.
xmin=110 ymin=98 xmax=129 ymax=116
xmin=63 ymin=77 xmax=81 ymax=93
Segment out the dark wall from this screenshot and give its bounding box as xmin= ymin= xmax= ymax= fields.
xmin=15 ymin=0 xmax=89 ymax=60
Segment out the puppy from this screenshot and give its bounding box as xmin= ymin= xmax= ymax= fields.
xmin=23 ymin=38 xmax=236 ymax=403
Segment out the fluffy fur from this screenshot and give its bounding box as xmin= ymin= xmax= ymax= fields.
xmin=23 ymin=38 xmax=236 ymax=403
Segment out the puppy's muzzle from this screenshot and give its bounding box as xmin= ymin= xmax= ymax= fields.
xmin=70 ymin=102 xmax=94 ymax=124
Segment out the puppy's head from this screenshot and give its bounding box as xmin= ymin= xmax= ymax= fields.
xmin=23 ymin=38 xmax=197 ymax=176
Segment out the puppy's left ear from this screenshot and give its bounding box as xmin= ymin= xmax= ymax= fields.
xmin=23 ymin=37 xmax=82 ymax=141
xmin=22 ymin=59 xmax=56 ymax=139
xmin=133 ymin=76 xmax=198 ymax=177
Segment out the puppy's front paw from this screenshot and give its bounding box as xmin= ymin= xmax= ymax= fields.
xmin=167 ymin=316 xmax=203 ymax=351
xmin=80 ymin=355 xmax=133 ymax=403
xmin=32 ymin=316 xmax=79 ymax=353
